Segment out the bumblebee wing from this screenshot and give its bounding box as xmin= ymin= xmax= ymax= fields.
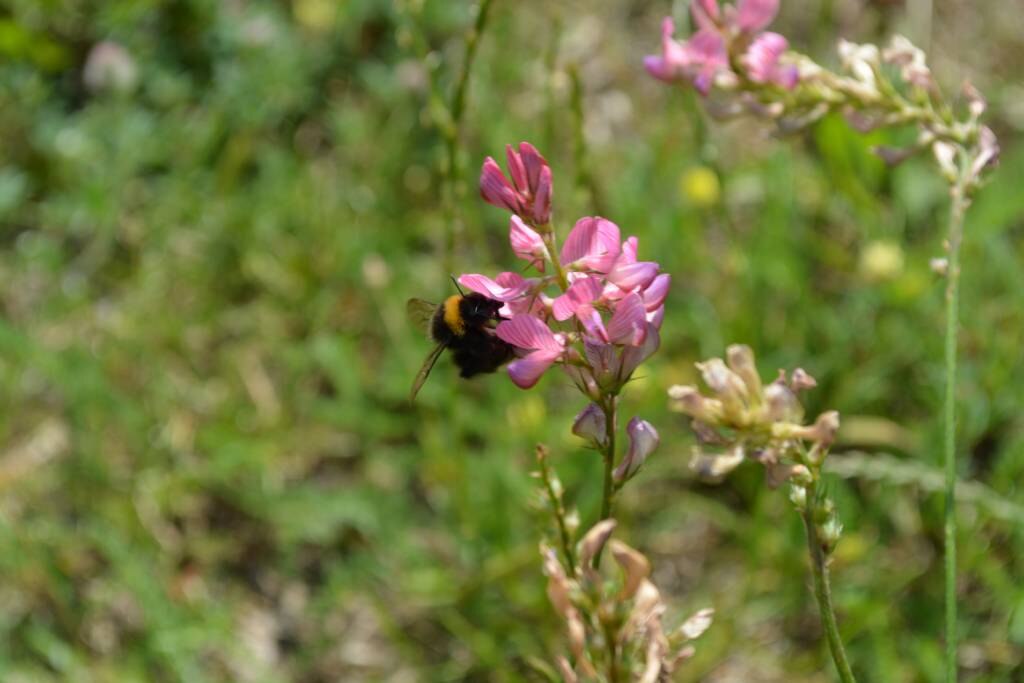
xmin=409 ymin=342 xmax=447 ymax=401
xmin=407 ymin=298 xmax=438 ymax=338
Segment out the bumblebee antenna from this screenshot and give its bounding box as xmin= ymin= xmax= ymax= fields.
xmin=450 ymin=275 xmax=466 ymax=296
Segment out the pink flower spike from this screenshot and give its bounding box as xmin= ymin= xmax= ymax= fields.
xmin=613 ymin=417 xmax=659 ymax=483
xmin=736 ymin=0 xmax=779 ymax=32
xmin=552 ymin=276 xmax=603 ymax=321
xmin=744 ymin=32 xmax=797 ymax=88
xmin=496 ymin=315 xmax=563 ymax=352
xmin=458 ymin=273 xmax=530 ymax=301
xmin=505 ymin=144 xmax=529 ymax=193
xmin=642 ymin=274 xmax=671 ymax=311
xmin=606 ymin=293 xmax=647 ymax=346
xmin=532 ymin=165 xmax=552 ymax=225
xmin=608 ymin=261 xmax=659 ymax=292
xmin=509 ymin=216 xmax=547 ymax=269
xmin=480 ymin=157 xmax=522 ymax=213
xmin=561 ymin=217 xmax=621 ymax=272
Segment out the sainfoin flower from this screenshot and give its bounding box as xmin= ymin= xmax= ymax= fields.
xmin=479 ymin=142 xmax=553 ymax=225
xmin=644 ymin=0 xmax=798 ymax=94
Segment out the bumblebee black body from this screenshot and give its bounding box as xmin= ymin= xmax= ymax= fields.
xmin=407 ymin=292 xmax=516 ymax=400
xmin=431 ymin=293 xmax=514 ymax=377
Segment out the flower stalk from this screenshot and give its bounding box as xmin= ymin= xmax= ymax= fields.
xmin=802 ymin=479 xmax=857 ymax=683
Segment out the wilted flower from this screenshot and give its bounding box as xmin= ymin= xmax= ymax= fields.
xmin=541 ymin=521 xmax=712 ymax=680
xmin=669 ymin=344 xmax=840 ymax=484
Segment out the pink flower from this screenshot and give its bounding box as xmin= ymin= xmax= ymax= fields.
xmin=458 ymin=272 xmax=532 ymax=301
xmin=551 ymin=276 xmax=603 ymax=321
xmin=734 ymin=0 xmax=778 ymax=32
xmin=479 ymin=142 xmax=553 ymax=225
xmin=647 ymin=0 xmax=795 ymax=95
xmin=613 ymin=417 xmax=659 ymax=483
xmin=579 ymin=293 xmax=648 ymax=347
xmin=584 ymin=323 xmax=661 ymax=392
xmin=561 ymin=217 xmax=621 ymax=272
xmin=510 ymin=216 xmax=548 ymax=271
xmin=496 ymin=315 xmax=567 ymax=389
xmin=572 ymin=403 xmax=607 ymax=445
xmin=744 ymin=32 xmax=798 ymax=88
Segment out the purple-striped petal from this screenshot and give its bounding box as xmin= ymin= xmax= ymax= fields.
xmin=619 ymin=323 xmax=660 ymax=378
xmin=606 ymin=293 xmax=647 ymax=346
xmin=608 ymin=261 xmax=659 ymax=292
xmin=552 ymin=276 xmax=603 ymax=321
xmin=505 ymin=144 xmax=528 ymax=193
xmin=561 ymin=217 xmax=621 ymax=272
xmin=579 ymin=306 xmax=609 ymax=344
xmin=480 ymin=157 xmax=522 ymax=213
xmin=458 ymin=273 xmax=529 ymax=301
xmin=613 ymin=417 xmax=659 ymax=482
xmin=519 ymin=142 xmax=547 ymax=193
xmin=642 ymin=274 xmax=671 ymax=311
xmin=496 ymin=315 xmax=562 ymax=352
xmin=509 ymin=216 xmax=546 ymax=264
xmin=532 ymin=165 xmax=552 ymax=225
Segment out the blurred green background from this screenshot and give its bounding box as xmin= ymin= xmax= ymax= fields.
xmin=0 ymin=0 xmax=1022 ymax=680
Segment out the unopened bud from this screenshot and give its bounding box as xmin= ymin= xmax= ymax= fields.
xmin=764 ymin=377 xmax=803 ymax=423
xmin=696 ymin=358 xmax=749 ymax=419
xmin=930 ymin=257 xmax=949 ymax=276
xmin=613 ymin=417 xmax=659 ymax=484
xmin=932 ymin=142 xmax=958 ymax=182
xmin=726 ymin=344 xmax=763 ymax=400
xmin=668 ymin=384 xmax=724 ymax=424
xmin=609 ymin=539 xmax=651 ymax=599
xmin=818 ymin=517 xmax=843 ymax=551
xmin=571 ymin=403 xmax=607 ymax=446
xmin=578 ymin=519 xmax=616 ymax=567
xmin=790 ymin=368 xmax=817 ymax=391
xmin=789 ymin=484 xmax=807 ymax=510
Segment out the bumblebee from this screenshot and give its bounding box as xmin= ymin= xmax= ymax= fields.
xmin=407 ymin=291 xmax=515 ymax=400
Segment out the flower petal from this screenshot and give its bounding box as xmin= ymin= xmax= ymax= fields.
xmin=532 ymin=165 xmax=552 ymax=225
xmin=690 ymin=0 xmax=720 ymax=30
xmin=608 ymin=261 xmax=659 ymax=292
xmin=642 ymin=274 xmax=671 ymax=311
xmin=561 ymin=217 xmax=621 ymax=272
xmin=744 ymin=31 xmax=787 ymax=83
xmin=572 ymin=403 xmax=607 ymax=445
xmin=479 ymin=157 xmax=521 ymax=213
xmin=736 ymin=0 xmax=778 ymax=32
xmin=508 ymin=349 xmax=561 ymax=389
xmin=519 ymin=142 xmax=548 ymax=193
xmin=614 ymin=417 xmax=659 ymax=482
xmin=496 ymin=315 xmax=562 ymax=352
xmin=606 ymin=293 xmax=647 ymax=345
xmin=505 ymin=144 xmax=528 ymax=193
xmin=458 ymin=273 xmax=529 ymax=301
xmin=552 ymin=276 xmax=603 ymax=321
xmin=619 ymin=323 xmax=660 ymax=378
xmin=579 ymin=305 xmax=609 ymax=344
xmin=509 ymin=216 xmax=546 ymax=263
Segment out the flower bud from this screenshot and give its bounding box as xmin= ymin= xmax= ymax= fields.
xmin=578 ymin=519 xmax=616 ymax=567
xmin=613 ymin=418 xmax=659 ymax=484
xmin=789 ymin=484 xmax=807 ymax=510
xmin=533 ymin=165 xmax=552 ymax=225
xmin=571 ymin=402 xmax=607 ymax=446
xmin=790 ymin=368 xmax=817 ymax=391
xmin=609 ymin=539 xmax=651 ymax=599
xmin=932 ymin=142 xmax=958 ymax=182
xmin=480 ymin=157 xmax=523 ymax=213
xmin=763 ymin=378 xmax=803 ymax=423
xmin=678 ymin=607 xmax=714 ymax=641
xmin=818 ymin=517 xmax=843 ymax=552
xmin=726 ymin=344 xmax=762 ymax=400
xmin=668 ymin=385 xmax=724 ymax=424
xmin=689 ymin=445 xmax=745 ymax=481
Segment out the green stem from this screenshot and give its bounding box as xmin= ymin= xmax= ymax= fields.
xmin=943 ymin=161 xmax=970 ymax=682
xmin=593 ymin=395 xmax=617 ymax=568
xmin=801 ymin=490 xmax=857 ymax=683
xmin=440 ymin=0 xmax=496 ymax=275
xmin=537 ymin=446 xmax=577 ymax=575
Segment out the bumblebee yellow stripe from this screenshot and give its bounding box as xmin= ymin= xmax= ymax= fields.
xmin=443 ymin=295 xmax=466 ymax=336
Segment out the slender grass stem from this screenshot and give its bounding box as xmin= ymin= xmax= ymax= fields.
xmin=943 ymin=161 xmax=970 ymax=683
xmin=440 ymin=0 xmax=496 ymax=275
xmin=537 ymin=445 xmax=577 ymax=574
xmin=801 ymin=487 xmax=857 ymax=683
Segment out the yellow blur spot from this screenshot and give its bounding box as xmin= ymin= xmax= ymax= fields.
xmin=859 ymin=240 xmax=905 ymax=282
xmin=294 ymin=0 xmax=336 ymax=31
xmin=508 ymin=395 xmax=546 ymax=433
xmin=679 ymin=166 xmax=721 ymax=209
